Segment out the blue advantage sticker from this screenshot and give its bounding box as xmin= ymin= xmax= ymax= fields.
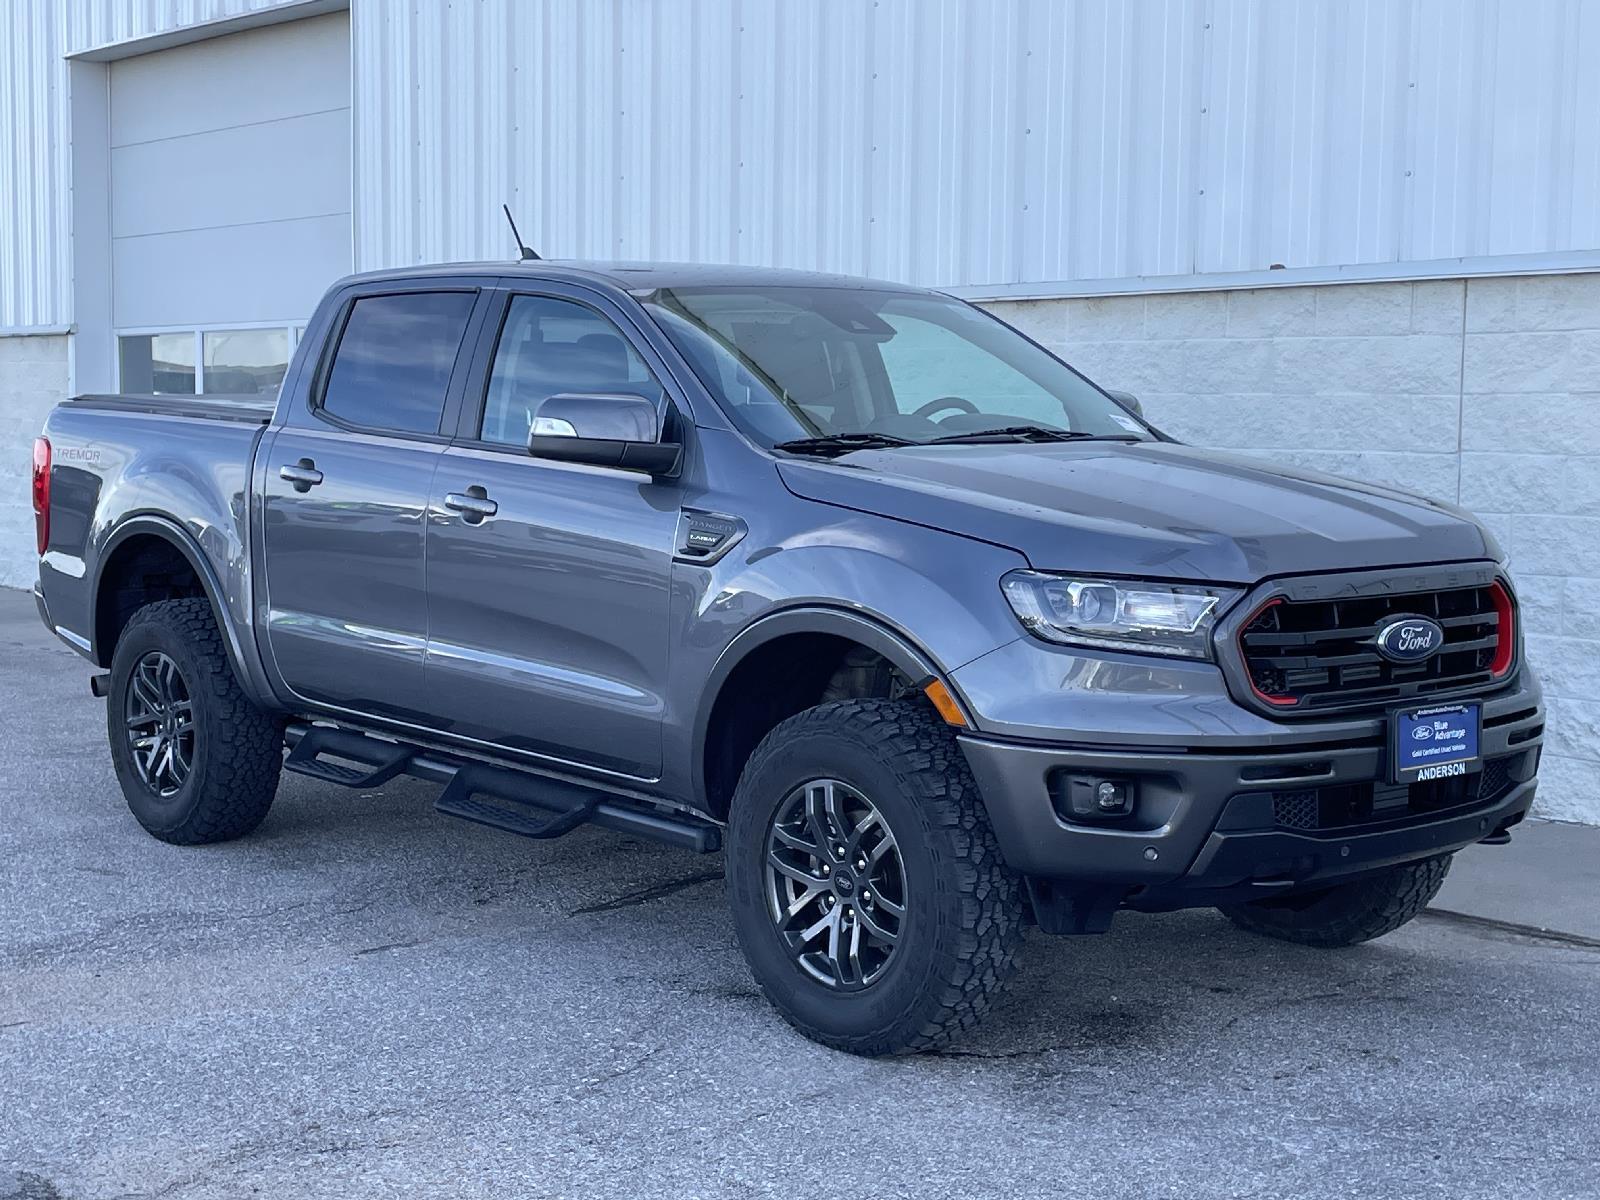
xmin=1394 ymin=702 xmax=1480 ymax=782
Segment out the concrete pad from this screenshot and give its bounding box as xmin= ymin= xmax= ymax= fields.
xmin=1432 ymin=817 xmax=1600 ymax=941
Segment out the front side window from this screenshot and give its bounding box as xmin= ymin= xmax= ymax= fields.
xmin=643 ymin=286 xmax=1150 ymax=448
xmin=320 ymin=291 xmax=476 ymax=434
xmin=479 ymin=294 xmax=663 ymax=447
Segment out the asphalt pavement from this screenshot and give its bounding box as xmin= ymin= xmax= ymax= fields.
xmin=2 ymin=588 xmax=1597 ymax=1200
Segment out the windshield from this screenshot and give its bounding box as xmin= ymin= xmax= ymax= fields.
xmin=642 ymin=286 xmax=1152 ymax=449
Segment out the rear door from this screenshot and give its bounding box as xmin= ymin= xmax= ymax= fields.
xmin=260 ymin=284 xmax=486 ymax=720
xmin=421 ymin=284 xmax=681 ymax=778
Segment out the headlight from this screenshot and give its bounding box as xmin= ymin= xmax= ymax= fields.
xmin=1000 ymin=571 xmax=1242 ymax=660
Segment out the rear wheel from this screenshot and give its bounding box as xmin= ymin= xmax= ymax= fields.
xmin=726 ymin=699 xmax=1024 ymax=1055
xmin=107 ymin=597 xmax=283 ymax=844
xmin=1218 ymin=854 xmax=1451 ymax=947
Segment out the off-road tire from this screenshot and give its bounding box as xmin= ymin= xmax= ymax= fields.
xmin=1218 ymin=854 xmax=1451 ymax=947
xmin=726 ymin=698 xmax=1024 ymax=1055
xmin=106 ymin=597 xmax=283 ymax=844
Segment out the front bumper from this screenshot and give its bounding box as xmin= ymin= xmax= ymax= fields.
xmin=957 ymin=673 xmax=1544 ymax=904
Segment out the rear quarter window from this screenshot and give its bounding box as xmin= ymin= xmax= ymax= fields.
xmin=320 ymin=291 xmax=476 ymax=434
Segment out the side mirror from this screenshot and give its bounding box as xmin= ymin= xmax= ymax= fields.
xmin=1104 ymin=389 xmax=1144 ymax=418
xmin=526 ymin=393 xmax=681 ymax=476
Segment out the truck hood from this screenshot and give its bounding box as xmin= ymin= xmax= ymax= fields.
xmin=776 ymin=441 xmax=1498 ymax=583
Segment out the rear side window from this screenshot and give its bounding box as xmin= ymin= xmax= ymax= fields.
xmin=320 ymin=291 xmax=475 ymax=434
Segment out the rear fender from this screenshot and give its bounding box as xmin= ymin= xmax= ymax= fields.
xmin=91 ymin=515 xmax=281 ymax=711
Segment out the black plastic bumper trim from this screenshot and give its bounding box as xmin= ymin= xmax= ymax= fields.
xmin=957 ymin=699 xmax=1545 ymax=887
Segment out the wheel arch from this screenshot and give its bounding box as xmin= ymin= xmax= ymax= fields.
xmin=91 ymin=516 xmax=257 ymax=692
xmin=692 ymin=605 xmax=957 ymax=819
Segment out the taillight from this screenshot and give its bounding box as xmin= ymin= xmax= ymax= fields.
xmin=31 ymin=437 xmax=50 ymax=556
xmin=1488 ymin=580 xmax=1516 ymax=678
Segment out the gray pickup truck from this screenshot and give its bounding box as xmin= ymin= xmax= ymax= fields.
xmin=32 ymin=260 xmax=1544 ymax=1054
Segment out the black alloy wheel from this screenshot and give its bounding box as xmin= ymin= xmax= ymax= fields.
xmin=123 ymin=650 xmax=195 ymax=797
xmin=764 ymin=777 xmax=907 ymax=990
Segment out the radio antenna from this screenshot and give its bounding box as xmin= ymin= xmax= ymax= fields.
xmin=502 ymin=204 xmax=539 ymax=261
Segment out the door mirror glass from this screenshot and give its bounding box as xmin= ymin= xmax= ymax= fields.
xmin=528 ymin=393 xmax=681 ymax=475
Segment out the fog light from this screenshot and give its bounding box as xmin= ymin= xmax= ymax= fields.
xmin=1058 ymin=774 xmax=1137 ymax=821
xmin=1095 ymin=781 xmax=1126 ymax=812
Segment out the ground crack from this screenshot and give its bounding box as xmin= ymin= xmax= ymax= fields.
xmin=569 ymin=870 xmax=722 ymax=915
xmin=1423 ymin=908 xmax=1600 ymax=951
xmin=935 ymin=1044 xmax=1073 ymax=1061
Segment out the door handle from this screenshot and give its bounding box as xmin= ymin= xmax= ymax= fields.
xmin=279 ymin=459 xmax=324 ymax=492
xmin=444 ymin=487 xmax=498 ymax=523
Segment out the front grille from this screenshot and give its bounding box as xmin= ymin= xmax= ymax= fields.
xmin=1269 ymin=752 xmax=1523 ymax=832
xmin=1240 ymin=583 xmax=1506 ymax=713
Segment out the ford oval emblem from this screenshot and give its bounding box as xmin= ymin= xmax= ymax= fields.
xmin=1375 ymin=616 xmax=1445 ymax=663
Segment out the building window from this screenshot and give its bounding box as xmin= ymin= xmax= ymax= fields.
xmin=117 ymin=325 xmax=301 ymax=396
xmin=118 ymin=333 xmax=197 ymax=395
xmin=202 ymin=328 xmax=290 ymax=395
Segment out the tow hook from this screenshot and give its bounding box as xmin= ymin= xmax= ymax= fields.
xmin=1478 ymin=815 xmax=1517 ymax=846
xmin=89 ymin=673 xmax=112 ymax=698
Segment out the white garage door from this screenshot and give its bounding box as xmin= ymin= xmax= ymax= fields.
xmin=111 ymin=12 xmax=351 ymax=396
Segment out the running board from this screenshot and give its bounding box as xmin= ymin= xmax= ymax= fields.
xmin=284 ymin=726 xmax=416 ymax=788
xmin=282 ymin=723 xmax=721 ymax=854
xmin=435 ymin=766 xmax=600 ymax=840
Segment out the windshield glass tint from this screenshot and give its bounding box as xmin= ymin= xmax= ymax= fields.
xmin=643 ymin=286 xmax=1148 ymax=446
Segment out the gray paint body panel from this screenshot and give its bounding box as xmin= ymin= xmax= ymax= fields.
xmin=423 ymin=443 xmax=678 ymax=778
xmin=777 ymin=442 xmax=1497 ymax=582
xmin=257 ymin=421 xmax=443 ymax=720
xmin=34 ymin=261 xmax=1542 ymax=881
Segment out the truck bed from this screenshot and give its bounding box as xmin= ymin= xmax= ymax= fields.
xmin=36 ymin=394 xmax=274 ymax=666
xmin=63 ymin=393 xmax=275 ymax=424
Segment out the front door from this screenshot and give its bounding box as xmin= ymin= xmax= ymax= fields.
xmin=260 ymin=288 xmax=480 ymax=720
xmin=422 ymin=289 xmax=680 ymax=778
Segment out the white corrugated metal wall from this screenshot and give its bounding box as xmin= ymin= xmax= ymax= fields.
xmin=0 ymin=0 xmax=308 ymax=332
xmin=4 ymin=0 xmax=1600 ymax=326
xmin=2 ymin=1 xmax=72 ymax=330
xmin=350 ymin=0 xmax=1600 ymax=289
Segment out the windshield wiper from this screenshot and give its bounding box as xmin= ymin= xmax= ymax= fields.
xmin=773 ymin=432 xmax=916 ymax=457
xmin=925 ymin=425 xmax=1138 ymax=445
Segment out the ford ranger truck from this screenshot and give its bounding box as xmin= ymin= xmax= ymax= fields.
xmin=31 ymin=261 xmax=1543 ymax=1055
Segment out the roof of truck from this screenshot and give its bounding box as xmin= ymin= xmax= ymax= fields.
xmin=336 ymin=259 xmax=928 ymax=294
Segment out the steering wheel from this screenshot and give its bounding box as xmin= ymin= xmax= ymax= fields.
xmin=911 ymin=395 xmax=980 ymax=421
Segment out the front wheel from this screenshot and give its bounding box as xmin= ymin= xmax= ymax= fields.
xmin=1218 ymin=854 xmax=1451 ymax=947
xmin=726 ymin=699 xmax=1024 ymax=1055
xmin=107 ymin=597 xmax=284 ymax=845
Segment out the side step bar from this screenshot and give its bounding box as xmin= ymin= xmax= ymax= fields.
xmin=283 ymin=723 xmax=721 ymax=854
xmin=285 ymin=726 xmax=416 ymax=788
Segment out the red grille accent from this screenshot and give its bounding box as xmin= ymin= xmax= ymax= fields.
xmin=1237 ymin=598 xmax=1299 ymax=707
xmin=1488 ymin=581 xmax=1515 ymax=678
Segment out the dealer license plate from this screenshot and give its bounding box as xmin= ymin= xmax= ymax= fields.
xmin=1391 ymin=702 xmax=1481 ymax=784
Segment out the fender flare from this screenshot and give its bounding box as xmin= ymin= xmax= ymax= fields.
xmin=688 ymin=604 xmax=955 ymax=804
xmin=91 ymin=515 xmax=277 ymax=708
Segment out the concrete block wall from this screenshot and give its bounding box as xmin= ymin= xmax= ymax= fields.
xmin=0 ymin=335 xmax=69 ymax=591
xmin=985 ymin=272 xmax=1598 ymax=824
